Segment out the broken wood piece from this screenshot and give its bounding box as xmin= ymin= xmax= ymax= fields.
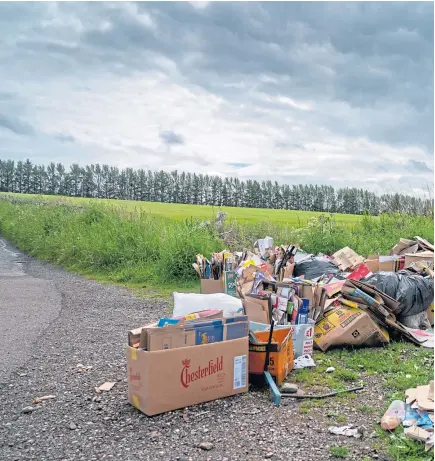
xmin=281 ymin=385 xmax=363 ymax=399
xmin=97 ymin=382 xmax=116 ymax=392
xmin=406 ymin=425 xmax=431 ymax=442
xmin=429 ymin=380 xmax=434 ymax=402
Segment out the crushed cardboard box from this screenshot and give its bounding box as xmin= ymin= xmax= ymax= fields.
xmin=314 ymin=304 xmax=390 ymax=352
xmin=332 ymin=247 xmax=364 ymax=271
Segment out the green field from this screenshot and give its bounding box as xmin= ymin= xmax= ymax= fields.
xmin=0 ymin=192 xmax=363 ymax=226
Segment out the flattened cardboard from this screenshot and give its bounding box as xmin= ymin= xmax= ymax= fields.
xmin=127 ymin=337 xmax=249 ymax=416
xmin=347 ymin=279 xmax=401 ymax=314
xmin=200 ymin=279 xmax=224 ymax=294
xmin=404 ymin=251 xmax=434 ymax=269
xmin=406 ymin=425 xmax=431 ymax=442
xmin=146 ymin=325 xmax=196 ymax=351
xmin=243 ymin=295 xmax=270 ymax=324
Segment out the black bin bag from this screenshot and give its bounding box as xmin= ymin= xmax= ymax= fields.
xmin=363 ymin=270 xmax=434 ymax=320
xmin=294 ymin=256 xmax=339 ymax=281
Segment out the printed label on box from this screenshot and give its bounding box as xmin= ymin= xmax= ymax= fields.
xmin=233 ymin=354 xmax=247 ymax=390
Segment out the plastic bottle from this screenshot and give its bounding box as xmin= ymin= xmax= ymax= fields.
xmin=380 ymin=400 xmax=405 ymax=430
xmin=297 ymin=298 xmax=310 ymax=325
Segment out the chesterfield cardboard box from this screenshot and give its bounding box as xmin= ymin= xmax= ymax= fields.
xmin=127 ymin=337 xmax=249 ymax=416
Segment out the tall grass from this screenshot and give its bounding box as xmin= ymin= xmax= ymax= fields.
xmin=0 ymin=197 xmax=432 ymax=287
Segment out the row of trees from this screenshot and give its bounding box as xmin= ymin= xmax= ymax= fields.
xmin=0 ymin=159 xmax=432 ymax=216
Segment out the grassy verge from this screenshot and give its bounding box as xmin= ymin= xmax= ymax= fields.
xmin=0 ymin=196 xmax=432 ymax=291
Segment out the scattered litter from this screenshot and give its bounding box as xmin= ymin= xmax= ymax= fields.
xmin=197 ymin=442 xmax=214 ymax=451
xmin=380 ymin=400 xmax=405 ymax=430
xmin=328 ymin=424 xmax=363 ymax=438
xmin=32 ymin=395 xmax=56 ymax=404
xmin=76 ymin=363 xmax=92 ymax=372
xmin=22 ymin=406 xmax=35 ymax=414
xmin=325 ymin=366 xmax=335 ymax=373
xmin=382 ymin=381 xmax=434 ymax=451
xmin=97 ymin=382 xmax=116 ymax=392
xmin=293 ymin=354 xmax=316 ymax=370
xmin=406 ymin=425 xmax=431 ymax=442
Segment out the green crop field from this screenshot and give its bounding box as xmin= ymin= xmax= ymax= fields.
xmin=0 ymin=192 xmax=363 ymax=226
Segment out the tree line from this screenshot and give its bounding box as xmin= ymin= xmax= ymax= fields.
xmin=0 ymin=159 xmax=432 ymax=216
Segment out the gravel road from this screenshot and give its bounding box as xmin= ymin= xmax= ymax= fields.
xmin=0 ymin=239 xmax=388 ymax=461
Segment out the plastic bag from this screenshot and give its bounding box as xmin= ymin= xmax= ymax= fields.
xmin=172 ymin=292 xmax=244 ymax=318
xmin=363 ymin=270 xmax=434 ymax=320
xmin=293 ymin=256 xmax=339 ymax=280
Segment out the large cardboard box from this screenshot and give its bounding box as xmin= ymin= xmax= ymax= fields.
xmin=127 ymin=337 xmax=249 ymax=416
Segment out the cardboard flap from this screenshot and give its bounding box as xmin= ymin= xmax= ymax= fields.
xmin=243 ymin=296 xmax=270 ymax=324
xmin=347 ymin=279 xmax=401 ymax=314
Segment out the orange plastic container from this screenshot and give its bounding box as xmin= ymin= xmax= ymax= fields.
xmin=248 ymin=327 xmax=294 ymax=385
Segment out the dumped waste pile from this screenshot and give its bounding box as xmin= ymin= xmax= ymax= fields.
xmin=127 ymin=234 xmax=434 ymax=450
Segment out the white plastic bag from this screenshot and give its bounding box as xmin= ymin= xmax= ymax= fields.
xmin=172 ymin=292 xmax=244 ymax=318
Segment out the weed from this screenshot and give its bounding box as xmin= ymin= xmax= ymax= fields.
xmin=329 ymin=445 xmax=349 ymax=458
xmin=358 ymin=405 xmax=375 ymax=414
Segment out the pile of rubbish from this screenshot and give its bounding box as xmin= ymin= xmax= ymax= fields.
xmin=194 ymin=235 xmax=434 ymax=350
xmin=125 ymin=234 xmax=433 ymax=453
xmin=381 ymin=381 xmax=434 ymax=452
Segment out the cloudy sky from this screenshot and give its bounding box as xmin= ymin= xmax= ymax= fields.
xmin=0 ymin=2 xmax=433 ymax=196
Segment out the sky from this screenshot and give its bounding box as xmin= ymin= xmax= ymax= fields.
xmin=0 ymin=1 xmax=433 ymax=197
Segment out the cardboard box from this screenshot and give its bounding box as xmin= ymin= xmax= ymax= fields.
xmin=364 ymin=255 xmax=399 ymax=273
xmin=314 ymin=305 xmax=390 ymax=352
xmin=127 ymin=337 xmax=249 ymax=416
xmin=248 ymin=327 xmax=294 ymax=385
xmin=200 ymin=279 xmax=224 ymax=294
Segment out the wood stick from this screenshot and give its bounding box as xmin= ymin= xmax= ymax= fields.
xmin=281 ymin=385 xmax=364 ymax=399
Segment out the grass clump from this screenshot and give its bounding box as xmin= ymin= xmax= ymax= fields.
xmin=329 ymin=445 xmax=349 ymax=458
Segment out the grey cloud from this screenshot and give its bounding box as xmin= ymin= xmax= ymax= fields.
xmin=407 ymin=160 xmax=434 ymax=173
xmin=159 ymin=130 xmax=184 ymax=145
xmin=0 ymin=113 xmax=35 ymax=136
xmin=275 ymin=141 xmax=305 ymax=150
xmin=55 ymin=133 xmax=75 ymax=143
